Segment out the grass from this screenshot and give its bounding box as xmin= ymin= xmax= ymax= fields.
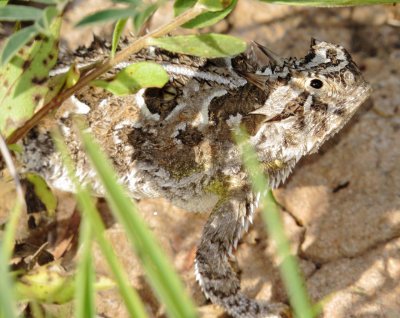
xmin=0 ymin=0 xmax=384 ymax=317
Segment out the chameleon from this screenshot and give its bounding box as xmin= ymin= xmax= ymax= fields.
xmin=19 ymin=38 xmax=371 ymax=317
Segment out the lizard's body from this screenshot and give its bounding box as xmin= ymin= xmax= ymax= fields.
xmin=20 ymin=39 xmax=370 ymax=317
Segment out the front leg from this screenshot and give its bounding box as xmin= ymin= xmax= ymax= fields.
xmin=195 ymin=193 xmax=290 ymax=318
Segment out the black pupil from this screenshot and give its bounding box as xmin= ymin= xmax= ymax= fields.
xmin=310 ymin=79 xmax=323 ymax=89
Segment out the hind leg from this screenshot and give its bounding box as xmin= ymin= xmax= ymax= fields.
xmin=195 ymin=194 xmax=290 ymax=318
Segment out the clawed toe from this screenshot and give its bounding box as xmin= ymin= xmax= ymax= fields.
xmin=257 ymin=302 xmax=292 ymax=318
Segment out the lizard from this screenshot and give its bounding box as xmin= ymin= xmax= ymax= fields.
xmin=18 ymin=38 xmax=371 ymax=317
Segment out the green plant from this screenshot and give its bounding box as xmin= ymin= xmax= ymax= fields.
xmin=0 ymin=1 xmax=395 ymax=317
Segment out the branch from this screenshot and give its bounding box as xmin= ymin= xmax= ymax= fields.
xmin=7 ymin=4 xmax=207 ymax=145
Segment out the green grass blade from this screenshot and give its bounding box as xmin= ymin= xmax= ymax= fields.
xmin=1 ymin=200 xmax=24 ymax=261
xmin=0 ymin=245 xmax=17 ymax=318
xmin=79 ymin=130 xmax=197 ymax=318
xmin=0 ymin=5 xmax=42 ymax=21
xmin=76 ymin=8 xmax=137 ymax=27
xmin=234 ymin=127 xmax=315 ymax=318
xmin=53 ymin=132 xmax=149 ymax=318
xmin=111 ymin=18 xmax=128 ymax=58
xmin=260 ymin=0 xmax=400 ymax=6
xmin=75 ymin=217 xmax=95 ymax=318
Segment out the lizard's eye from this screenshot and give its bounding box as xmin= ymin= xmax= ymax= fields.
xmin=310 ymin=79 xmax=323 ymax=89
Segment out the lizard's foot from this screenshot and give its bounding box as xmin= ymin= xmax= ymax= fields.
xmin=255 ymin=302 xmax=292 ymax=318
xmin=196 ymin=197 xmax=292 ymax=318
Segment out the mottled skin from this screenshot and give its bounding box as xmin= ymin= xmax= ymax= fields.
xmin=21 ymin=39 xmax=370 ymax=317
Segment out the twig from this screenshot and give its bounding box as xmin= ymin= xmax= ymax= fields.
xmin=0 ymin=134 xmax=26 ymax=261
xmin=0 ymin=135 xmax=24 ymax=204
xmin=6 ymin=4 xmax=207 ymax=145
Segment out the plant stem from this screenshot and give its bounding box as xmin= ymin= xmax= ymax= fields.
xmin=6 ymin=4 xmax=207 ymax=145
xmin=0 ymin=134 xmax=26 ymax=261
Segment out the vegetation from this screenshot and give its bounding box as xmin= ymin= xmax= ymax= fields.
xmin=0 ymin=0 xmax=393 ymax=317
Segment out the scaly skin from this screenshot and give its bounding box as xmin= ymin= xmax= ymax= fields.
xmin=20 ymin=39 xmax=370 ymax=317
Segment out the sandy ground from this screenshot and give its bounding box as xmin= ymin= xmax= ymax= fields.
xmin=1 ymin=1 xmax=399 ymax=317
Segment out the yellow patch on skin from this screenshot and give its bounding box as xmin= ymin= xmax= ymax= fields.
xmin=169 ymin=164 xmax=205 ymax=180
xmin=264 ymin=159 xmax=285 ymax=171
xmin=205 ymin=178 xmax=228 ymax=198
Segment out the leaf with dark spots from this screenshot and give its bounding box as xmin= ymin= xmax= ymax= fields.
xmin=22 ymin=59 xmax=32 ymax=70
xmin=31 ymin=76 xmax=47 ymax=85
xmin=0 ymin=25 xmax=38 ymax=65
xmin=0 ymin=17 xmax=61 ymax=138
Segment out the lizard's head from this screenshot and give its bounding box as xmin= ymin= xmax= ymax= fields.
xmin=246 ymin=39 xmax=371 ymax=186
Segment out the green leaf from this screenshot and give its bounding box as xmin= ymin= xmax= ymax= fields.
xmin=25 ymin=172 xmax=58 ymax=217
xmin=91 ymin=62 xmax=169 ymax=96
xmin=198 ymin=0 xmax=230 ymax=11
xmin=173 ymin=0 xmax=196 ymax=16
xmin=0 ymin=17 xmax=61 ymax=138
xmin=186 ymin=0 xmax=236 ymax=28
xmin=53 ymin=131 xmax=149 ymax=318
xmin=147 ymin=33 xmax=246 ymax=58
xmin=111 ymin=19 xmax=128 ymax=58
xmin=75 ymin=218 xmax=95 ymax=318
xmin=31 ymin=0 xmax=62 ymax=4
xmin=260 ymin=0 xmax=400 ymax=6
xmin=174 ymin=0 xmax=236 ymax=28
xmin=76 ymin=7 xmax=137 ymax=27
xmin=112 ymin=0 xmax=140 ymax=3
xmin=132 ymin=3 xmax=158 ymax=33
xmin=0 ymin=5 xmax=43 ymax=21
xmin=79 ymin=129 xmax=197 ymax=318
xmin=0 ymin=245 xmax=17 ymax=318
xmin=0 ymin=25 xmax=39 ymax=65
xmin=1 ymin=200 xmax=25 ymax=262
xmin=65 ymin=63 xmax=81 ymax=88
xmin=34 ymin=6 xmax=58 ymax=34
xmin=15 ymin=264 xmax=75 ymax=304
xmin=8 ymin=143 xmax=23 ymax=154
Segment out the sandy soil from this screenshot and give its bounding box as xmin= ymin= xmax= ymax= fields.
xmin=1 ymin=1 xmax=399 ymax=317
